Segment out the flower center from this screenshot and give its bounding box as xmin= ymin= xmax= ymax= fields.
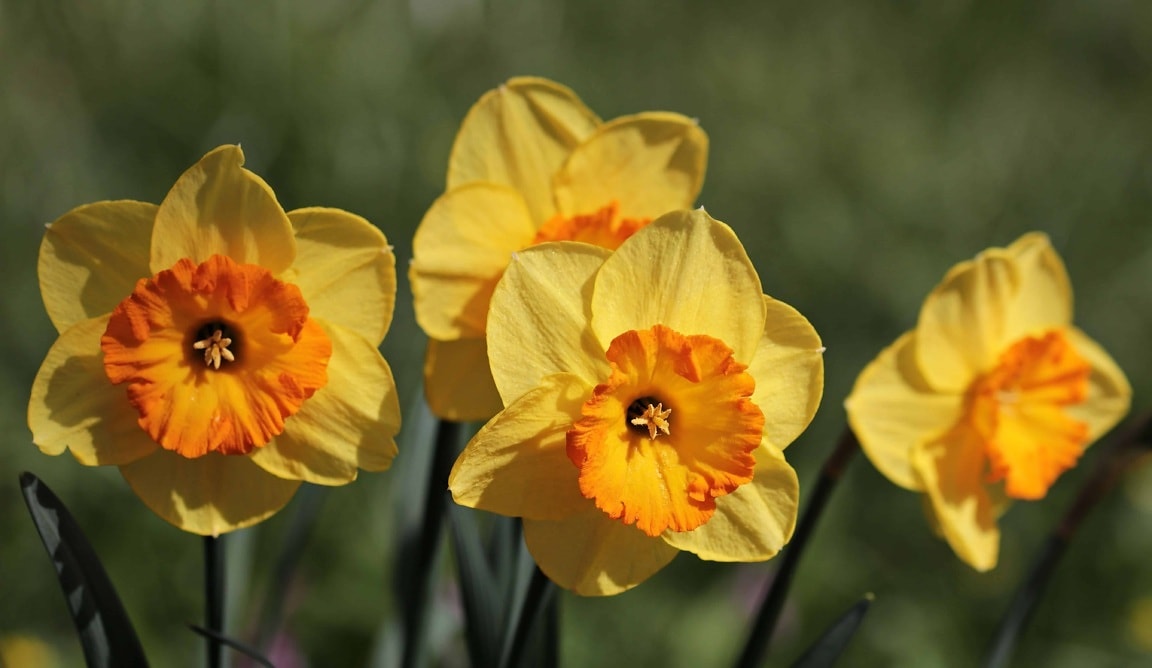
xmin=101 ymin=254 xmax=332 ymax=459
xmin=967 ymin=329 xmax=1091 ymax=500
xmin=567 ymin=325 xmax=764 ymax=536
xmin=532 ymin=201 xmax=651 ymax=250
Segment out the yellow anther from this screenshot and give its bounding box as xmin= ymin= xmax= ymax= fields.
xmin=192 ymin=329 xmax=235 ymax=370
xmin=630 ymin=402 xmax=672 ymax=440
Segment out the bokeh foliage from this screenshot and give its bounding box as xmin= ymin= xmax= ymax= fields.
xmin=2 ymin=0 xmax=1152 ymax=665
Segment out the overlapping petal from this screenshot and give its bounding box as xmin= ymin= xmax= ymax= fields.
xmin=150 ymin=145 xmax=296 ymax=275
xmin=1063 ymin=327 xmax=1132 ymax=442
xmin=286 ymin=207 xmax=397 ymax=345
xmin=38 ymin=201 xmax=156 ymax=333
xmin=747 ymin=296 xmax=825 ymax=451
xmin=591 ymin=209 xmax=765 ymax=363
xmin=553 ymin=112 xmax=708 ymax=220
xmin=447 ymin=77 xmax=601 ymax=222
xmin=523 ymin=509 xmax=679 ymax=597
xmin=423 ymin=338 xmax=505 ymax=422
xmin=1002 ymin=233 xmax=1073 ymax=342
xmin=487 ymin=242 xmax=611 ymax=404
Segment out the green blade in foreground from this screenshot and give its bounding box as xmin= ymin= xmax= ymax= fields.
xmin=791 ymin=594 xmax=874 ymax=668
xmin=19 ymin=472 xmax=149 ymax=668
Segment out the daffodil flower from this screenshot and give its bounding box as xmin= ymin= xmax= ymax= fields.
xmin=410 ymin=76 xmax=708 ymax=421
xmin=449 ymin=209 xmax=824 ymax=595
xmin=845 ymin=233 xmax=1130 ymax=570
xmin=29 ymin=146 xmax=401 ymax=536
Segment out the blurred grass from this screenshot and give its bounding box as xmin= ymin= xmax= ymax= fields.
xmin=2 ymin=0 xmax=1151 ymax=665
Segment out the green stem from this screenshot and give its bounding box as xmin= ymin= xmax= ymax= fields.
xmin=204 ymin=535 xmax=225 ymax=668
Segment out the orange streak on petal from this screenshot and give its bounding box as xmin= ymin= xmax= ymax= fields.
xmin=532 ymin=201 xmax=651 ymax=251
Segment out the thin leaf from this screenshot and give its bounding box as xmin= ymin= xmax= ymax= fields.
xmin=449 ymin=505 xmax=503 ymax=667
xmin=499 ymin=561 xmax=554 ymax=668
xmin=19 ymin=472 xmax=149 ymax=668
xmin=791 ymin=594 xmax=874 ymax=668
xmin=188 ymin=625 xmax=273 ymax=668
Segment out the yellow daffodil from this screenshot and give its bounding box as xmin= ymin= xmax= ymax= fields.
xmin=845 ymin=233 xmax=1130 ymax=570
xmin=448 ymin=209 xmax=824 ymax=595
xmin=410 ymin=76 xmax=708 ymax=421
xmin=28 ymin=145 xmax=401 ymax=536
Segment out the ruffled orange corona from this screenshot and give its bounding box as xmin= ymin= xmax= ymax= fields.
xmin=29 ymin=146 xmax=401 ymax=535
xmin=411 ymin=77 xmax=708 ymax=421
xmin=846 ymin=233 xmax=1130 ymax=570
xmin=449 ymin=210 xmax=825 ymax=595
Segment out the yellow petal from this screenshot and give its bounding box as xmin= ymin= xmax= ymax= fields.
xmin=662 ymin=444 xmax=798 ymax=561
xmin=591 ymin=209 xmax=765 ymax=363
xmin=1064 ymin=327 xmax=1131 ymax=443
xmin=915 ymin=249 xmax=1017 ymax=392
xmin=38 ymin=201 xmax=156 ymax=333
xmin=553 ymin=112 xmax=708 ymax=220
xmin=487 ymin=242 xmax=612 ymax=404
xmin=285 ymin=207 xmax=397 ymax=346
xmin=28 ymin=316 xmax=159 ymax=466
xmin=250 ymin=320 xmax=400 ymax=484
xmin=120 ymin=449 xmax=300 ymax=535
xmin=423 ymin=337 xmax=505 ymax=422
xmin=1002 ymin=232 xmax=1073 ymax=342
xmin=845 ymin=331 xmax=965 ymax=491
xmin=150 ymin=145 xmax=295 ymax=275
xmin=448 ymin=77 xmax=601 ymax=222
xmin=910 ymin=425 xmax=999 ymax=571
xmin=449 ymin=373 xmax=591 ymax=520
xmin=410 ymin=183 xmax=537 ymax=340
xmin=747 ymin=296 xmax=824 ymax=451
xmin=523 ymin=509 xmax=679 ymax=596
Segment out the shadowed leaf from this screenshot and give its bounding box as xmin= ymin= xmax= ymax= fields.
xmin=450 ymin=505 xmax=504 ymax=667
xmin=791 ymin=594 xmax=873 ymax=668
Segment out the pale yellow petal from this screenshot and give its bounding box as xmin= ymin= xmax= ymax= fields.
xmin=1002 ymin=232 xmax=1073 ymax=341
xmin=448 ymin=77 xmax=601 ymax=222
xmin=747 ymin=296 xmax=824 ymax=451
xmin=250 ymin=321 xmax=400 ymax=484
xmin=523 ymin=509 xmax=679 ymax=596
xmin=285 ymin=207 xmax=396 ymax=346
xmin=423 ymin=337 xmax=505 ymax=422
xmin=449 ymin=373 xmax=590 ymax=520
xmin=915 ymin=249 xmax=1017 ymax=392
xmin=410 ymin=183 xmax=537 ymax=340
xmin=554 ymin=112 xmax=708 ymax=220
xmin=662 ymin=445 xmax=798 ymax=561
xmin=590 ymin=209 xmax=765 ymax=363
xmin=150 ymin=145 xmax=295 ymax=275
xmin=487 ymin=242 xmax=612 ymax=405
xmin=910 ymin=426 xmax=999 ymax=571
xmin=1064 ymin=327 xmax=1132 ymax=443
xmin=28 ymin=316 xmax=159 ymax=466
xmin=845 ymin=331 xmax=965 ymax=491
xmin=38 ymin=201 xmax=156 ymax=333
xmin=120 ymin=449 xmax=301 ymax=536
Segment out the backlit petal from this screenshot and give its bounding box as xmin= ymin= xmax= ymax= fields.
xmin=120 ymin=449 xmax=300 ymax=536
xmin=38 ymin=201 xmax=155 ymax=333
xmin=1002 ymin=233 xmax=1073 ymax=341
xmin=916 ymin=249 xmax=1017 ymax=392
xmin=449 ymin=373 xmax=591 ymax=520
xmin=251 ymin=321 xmax=400 ymax=484
xmin=747 ymin=296 xmax=824 ymax=451
xmin=591 ymin=210 xmax=764 ymax=363
xmin=150 ymin=145 xmax=295 ymax=275
xmin=410 ymin=183 xmax=537 ymax=340
xmin=28 ymin=316 xmax=159 ymax=466
xmin=1064 ymin=327 xmax=1132 ymax=443
xmin=448 ymin=77 xmax=601 ymax=222
xmin=285 ymin=207 xmax=397 ymax=346
xmin=487 ymin=243 xmax=611 ymax=404
xmin=662 ymin=444 xmax=798 ymax=561
xmin=423 ymin=337 xmax=505 ymax=422
xmin=554 ymin=112 xmax=708 ymax=220
xmin=846 ymin=331 xmax=964 ymax=491
xmin=911 ymin=425 xmax=999 ymax=571
xmin=523 ymin=509 xmax=679 ymax=596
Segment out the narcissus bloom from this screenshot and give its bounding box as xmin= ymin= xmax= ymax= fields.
xmin=29 ymin=146 xmax=401 ymax=535
xmin=845 ymin=233 xmax=1130 ymax=570
xmin=410 ymin=76 xmax=708 ymax=421
xmin=449 ymin=210 xmax=824 ymax=595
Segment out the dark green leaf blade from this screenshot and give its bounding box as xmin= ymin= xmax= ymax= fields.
xmin=188 ymin=624 xmax=274 ymax=668
xmin=19 ymin=472 xmax=149 ymax=668
xmin=449 ymin=505 xmax=504 ymax=668
xmin=791 ymin=594 xmax=873 ymax=668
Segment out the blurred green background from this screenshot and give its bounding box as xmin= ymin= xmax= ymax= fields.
xmin=3 ymin=0 xmax=1152 ymax=666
